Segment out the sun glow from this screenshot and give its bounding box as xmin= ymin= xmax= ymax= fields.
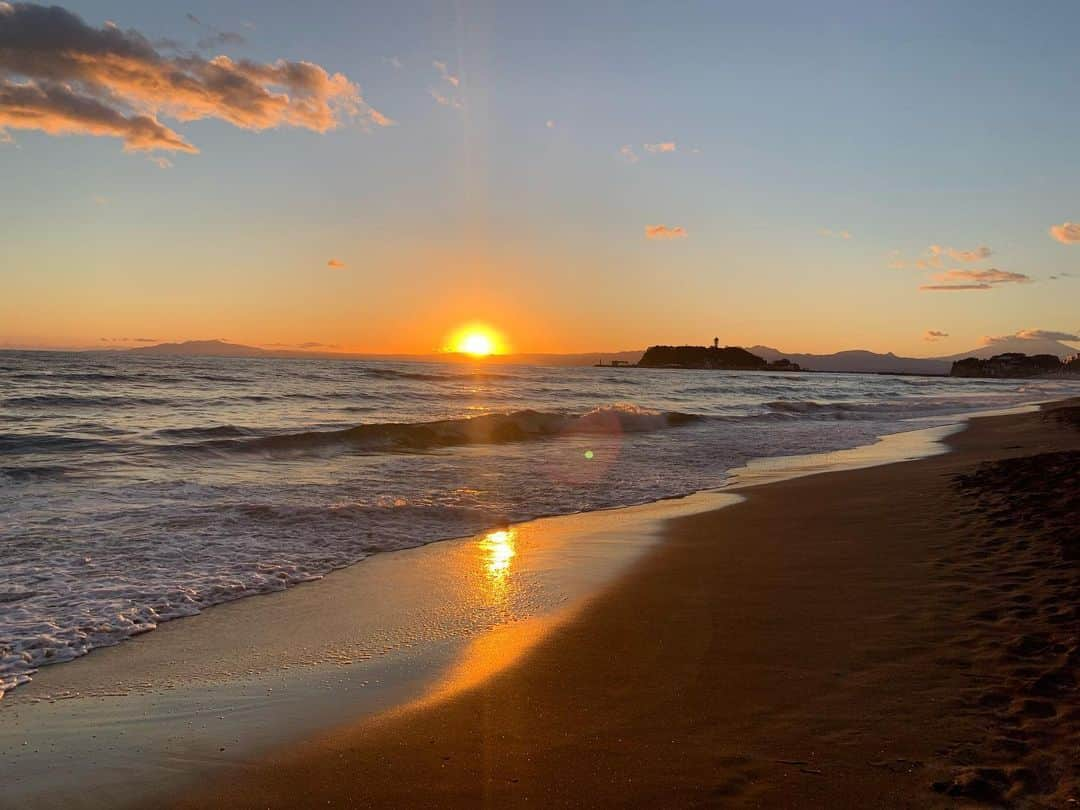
xmin=447 ymin=324 xmax=505 ymax=357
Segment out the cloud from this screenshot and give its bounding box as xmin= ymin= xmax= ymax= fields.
xmin=618 ymin=144 xmax=638 ymax=163
xmin=919 ymin=283 xmax=991 ymax=291
xmin=429 ymin=87 xmax=463 ymax=109
xmin=820 ymin=228 xmax=852 ymax=240
xmin=934 ymin=268 xmax=1031 ymax=285
xmin=0 ymin=3 xmax=389 ymax=153
xmin=91 ymin=193 xmax=107 ymax=204
xmin=920 ymin=268 xmax=1031 ymax=291
xmin=0 ymin=79 xmax=196 ymax=152
xmin=944 ymin=245 xmax=991 ymax=262
xmin=1049 ymin=222 xmax=1080 ymax=244
xmin=643 ymin=141 xmax=676 ymax=153
xmin=327 ymin=258 xmax=345 ymax=268
xmin=149 ymin=155 xmax=173 ymax=168
xmin=982 ymin=329 xmax=1080 ymax=345
xmin=384 ymin=56 xmax=402 ymax=70
xmin=433 ymin=60 xmax=459 ymax=87
xmin=923 ymin=330 xmax=949 ymax=341
xmin=545 ymin=119 xmax=555 ymax=129
xmin=644 ymin=224 xmax=687 ymax=240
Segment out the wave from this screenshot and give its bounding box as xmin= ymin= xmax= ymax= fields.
xmin=0 ymin=464 xmax=71 ymax=482
xmin=191 ymin=404 xmax=700 ymax=456
xmin=765 ymin=400 xmax=864 ymax=419
xmin=4 ymin=394 xmax=171 ymax=408
xmin=155 ymin=425 xmax=255 ymax=439
xmin=0 ymin=433 xmax=115 ymax=453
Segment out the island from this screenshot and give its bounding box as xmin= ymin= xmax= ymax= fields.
xmin=637 ymin=342 xmax=801 ymax=371
xmin=950 ymin=352 xmax=1080 ymax=379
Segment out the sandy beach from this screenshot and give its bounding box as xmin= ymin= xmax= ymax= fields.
xmin=163 ymin=400 xmax=1077 ymax=808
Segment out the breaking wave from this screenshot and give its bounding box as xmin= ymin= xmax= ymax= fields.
xmin=194 ymin=404 xmax=700 ymax=456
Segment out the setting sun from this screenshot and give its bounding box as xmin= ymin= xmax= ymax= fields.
xmin=447 ymin=324 xmax=505 ymax=357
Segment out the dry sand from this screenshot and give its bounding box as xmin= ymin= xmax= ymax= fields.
xmin=171 ymin=399 xmax=1080 ymax=808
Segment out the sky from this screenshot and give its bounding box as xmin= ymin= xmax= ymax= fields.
xmin=1 ymin=0 xmax=1078 ymax=356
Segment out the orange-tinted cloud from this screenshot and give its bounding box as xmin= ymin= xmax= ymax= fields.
xmin=919 ymin=283 xmax=990 ymax=291
xmin=327 ymin=258 xmax=345 ymax=268
xmin=944 ymin=245 xmax=991 ymax=262
xmin=1049 ymin=222 xmax=1080 ymax=244
xmin=618 ymin=144 xmax=638 ymax=163
xmin=933 ymin=268 xmax=1031 ymax=285
xmin=0 ymin=3 xmax=390 ymax=152
xmin=429 ymin=88 xmax=463 ymax=109
xmin=643 ymin=141 xmax=676 ymax=153
xmin=983 ymin=328 xmax=1079 ymax=344
xmin=923 ymin=330 xmax=949 ymax=341
xmin=644 ymin=224 xmax=687 ymax=240
xmin=0 ymin=79 xmax=196 ymax=152
xmin=433 ymin=60 xmax=459 ymax=87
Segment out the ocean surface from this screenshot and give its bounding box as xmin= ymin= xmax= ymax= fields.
xmin=2 ymin=350 xmax=1077 ymax=697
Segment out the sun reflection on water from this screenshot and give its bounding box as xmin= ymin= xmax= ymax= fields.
xmin=481 ymin=529 xmax=516 ymax=581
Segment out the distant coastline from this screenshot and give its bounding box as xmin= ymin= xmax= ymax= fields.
xmin=5 ymin=336 xmax=1075 ymax=376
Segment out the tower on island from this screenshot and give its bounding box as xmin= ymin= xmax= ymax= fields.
xmin=712 ymin=337 xmax=719 ymax=349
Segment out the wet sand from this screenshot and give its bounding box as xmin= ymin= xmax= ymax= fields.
xmin=176 ymin=400 xmax=1079 ymax=808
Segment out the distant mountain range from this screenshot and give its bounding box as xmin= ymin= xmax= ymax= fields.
xmin=112 ymin=338 xmax=1078 ymax=374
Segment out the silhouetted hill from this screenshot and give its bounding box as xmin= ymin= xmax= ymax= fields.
xmin=118 ymin=340 xmax=645 ymax=366
xmin=126 ymin=340 xmax=275 ymax=358
xmin=749 ymin=346 xmax=950 ymax=375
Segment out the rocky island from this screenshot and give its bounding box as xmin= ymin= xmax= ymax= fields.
xmin=637 ymin=343 xmax=801 ymax=371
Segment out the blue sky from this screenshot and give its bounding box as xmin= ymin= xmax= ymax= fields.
xmin=1 ymin=0 xmax=1077 ymax=354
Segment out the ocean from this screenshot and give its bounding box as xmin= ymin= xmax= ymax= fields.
xmin=1 ymin=349 xmax=1076 ymax=697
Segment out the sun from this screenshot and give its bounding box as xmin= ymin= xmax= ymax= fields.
xmin=447 ymin=324 xmax=505 ymax=357
xmin=459 ymin=332 xmax=495 ymax=356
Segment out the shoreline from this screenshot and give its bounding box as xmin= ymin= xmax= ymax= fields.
xmin=175 ymin=398 xmax=1078 ymax=808
xmin=2 ymin=400 xmax=1076 ymax=807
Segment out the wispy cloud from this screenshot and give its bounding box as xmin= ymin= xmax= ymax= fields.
xmin=0 ymin=3 xmax=390 ymax=154
xmin=942 ymin=245 xmax=991 ymax=262
xmin=820 ymin=228 xmax=853 ymax=240
xmin=545 ymin=119 xmax=555 ymax=129
xmin=429 ymin=87 xmax=463 ymax=109
xmin=433 ymin=60 xmax=459 ymax=87
xmin=920 ymin=267 xmax=1031 ymax=291
xmin=983 ymin=328 xmax=1080 ymax=344
xmin=938 ymin=268 xmax=1030 ymax=284
xmin=1049 ymin=221 xmax=1080 ymax=244
xmin=644 ymin=224 xmax=687 ymax=240
xmin=384 ymin=56 xmax=402 ymax=70
xmin=981 ymin=329 xmax=1080 ymax=347
xmin=919 ymin=283 xmax=991 ymax=291
xmin=923 ymin=330 xmax=949 ymax=341
xmin=618 ymin=144 xmax=639 ymax=163
xmin=643 ymin=141 xmax=676 ymax=154
xmin=327 ymin=258 xmax=346 ymax=269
